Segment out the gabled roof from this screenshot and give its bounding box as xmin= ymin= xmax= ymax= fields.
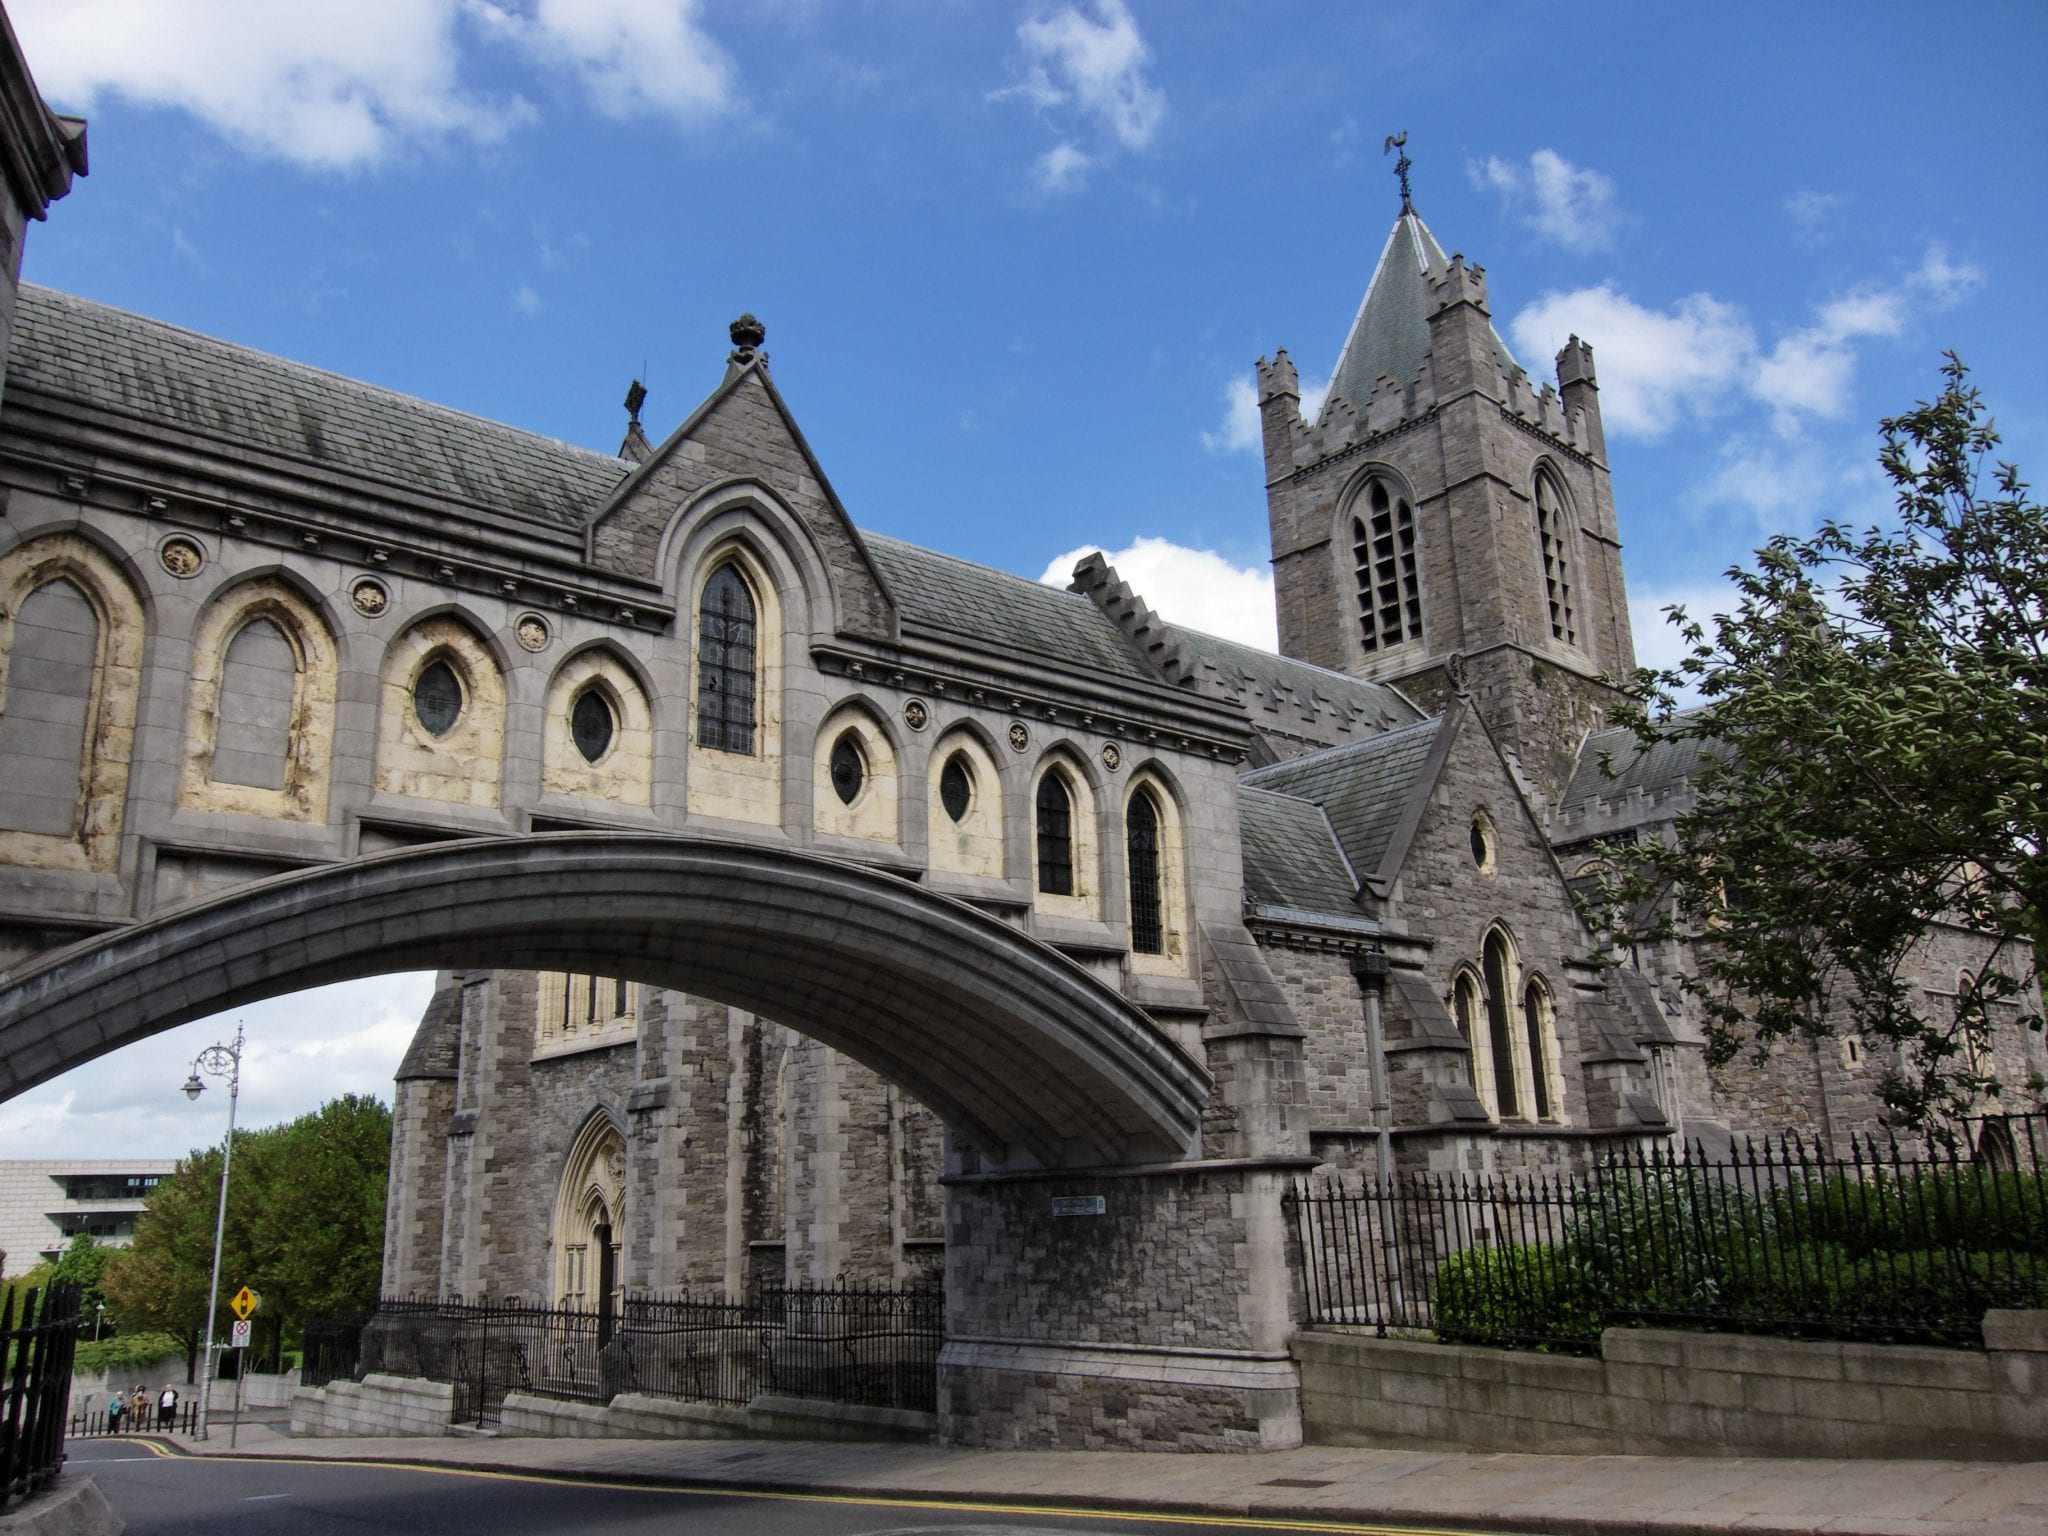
xmin=1240 ymin=715 xmax=1443 ymax=884
xmin=1177 ymin=626 xmax=1422 ymax=737
xmin=10 ymin=285 xmax=629 ymax=533
xmin=1239 ymin=785 xmax=1359 ymax=918
xmin=865 ymin=534 xmax=1157 ymax=682
xmin=1562 ymin=715 xmax=1721 ymax=815
xmin=1325 ymin=208 xmax=1521 ymax=416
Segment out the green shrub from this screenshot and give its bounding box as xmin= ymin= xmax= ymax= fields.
xmin=1431 ymin=1243 xmax=1598 ymax=1347
xmin=1770 ymin=1170 xmax=2048 ymax=1257
xmin=75 ymin=1331 xmax=183 ymax=1376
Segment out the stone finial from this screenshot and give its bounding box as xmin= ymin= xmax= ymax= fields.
xmin=1556 ymin=334 xmax=1598 ymax=387
xmin=1256 ymin=349 xmax=1299 ymax=403
xmin=729 ymin=314 xmax=766 ymax=363
xmin=623 ymin=379 xmax=647 ymax=422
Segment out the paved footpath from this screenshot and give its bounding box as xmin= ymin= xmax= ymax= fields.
xmin=122 ymin=1419 xmax=2048 ymax=1536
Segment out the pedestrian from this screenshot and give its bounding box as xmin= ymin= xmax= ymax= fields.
xmin=130 ymin=1384 xmax=148 ymax=1426
xmin=104 ymin=1390 xmax=123 ymax=1433
xmin=157 ymin=1384 xmax=178 ymax=1430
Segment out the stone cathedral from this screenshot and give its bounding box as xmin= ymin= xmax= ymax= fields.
xmin=0 ymin=8 xmax=2041 ymax=1448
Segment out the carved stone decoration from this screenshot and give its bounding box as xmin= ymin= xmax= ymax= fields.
xmin=350 ymin=579 xmax=389 ymax=618
xmin=516 ymin=613 xmax=551 ymax=653
xmin=1102 ymin=742 xmax=1123 ymax=772
xmin=1008 ymin=721 xmax=1030 ymax=753
xmin=902 ymin=699 xmax=930 ymax=732
xmin=729 ymin=313 xmax=766 ymax=363
xmin=1445 ymin=650 xmax=1468 ymax=693
xmin=158 ymin=537 xmax=203 ymax=578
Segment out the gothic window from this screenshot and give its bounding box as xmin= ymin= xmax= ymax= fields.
xmin=212 ymin=618 xmax=297 ymax=791
xmin=1351 ymin=479 xmax=1421 ymax=655
xmin=1453 ymin=971 xmax=1494 ymax=1116
xmin=413 ymin=658 xmax=463 ymax=738
xmin=1482 ymin=930 xmax=1521 ymax=1118
xmin=1521 ymin=978 xmax=1556 ymax=1120
xmin=570 ymin=688 xmax=615 ymax=764
xmin=534 ymin=972 xmax=639 ymax=1058
xmin=697 ymin=563 xmax=757 ymax=754
xmin=1535 ymin=471 xmax=1577 ymax=646
xmin=1126 ymin=787 xmax=1163 ymax=954
xmin=1036 ymin=771 xmax=1073 ymax=896
xmin=0 ymin=578 xmax=97 ymax=837
xmin=939 ymin=753 xmax=972 ymax=823
xmin=829 ymin=732 xmax=866 ymax=805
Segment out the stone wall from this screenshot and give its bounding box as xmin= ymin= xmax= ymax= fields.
xmin=1296 ymin=1310 xmax=2048 ymax=1459
xmin=290 ymin=1374 xmax=456 ymax=1438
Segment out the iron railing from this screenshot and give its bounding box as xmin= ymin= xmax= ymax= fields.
xmin=69 ymin=1400 xmax=200 ymax=1437
xmin=2 ymin=1282 xmax=81 ymax=1505
xmin=300 ymin=1310 xmax=369 ymax=1389
xmin=1286 ymin=1114 xmax=2048 ymax=1353
xmin=321 ymin=1278 xmax=942 ymax=1426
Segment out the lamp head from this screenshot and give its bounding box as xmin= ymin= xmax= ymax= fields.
xmin=182 ymin=1073 xmax=204 ymax=1101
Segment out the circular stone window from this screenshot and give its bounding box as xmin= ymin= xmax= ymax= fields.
xmin=413 ymin=659 xmax=464 ymax=738
xmin=571 ymin=688 xmax=615 ymax=764
xmin=829 ymin=734 xmax=866 ymax=805
xmin=1470 ymin=809 xmax=1498 ymax=875
xmin=939 ymin=754 xmax=972 ymax=823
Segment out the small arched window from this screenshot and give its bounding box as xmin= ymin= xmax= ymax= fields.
xmin=1454 ymin=972 xmax=1485 ymax=1108
xmin=829 ymin=732 xmax=866 ymax=805
xmin=939 ymin=754 xmax=973 ymax=823
xmin=413 ymin=658 xmax=464 ymax=738
xmin=571 ymin=688 xmax=615 ymax=764
xmin=1352 ymin=478 xmax=1421 ymax=655
xmin=1534 ymin=471 xmax=1576 ymax=646
xmin=697 ymin=563 xmax=757 ymax=754
xmin=1127 ymin=788 xmax=1163 ymax=954
xmin=1521 ymin=978 xmax=1555 ymax=1120
xmin=1482 ymin=930 xmax=1521 ymax=1118
xmin=1036 ymin=772 xmax=1074 ymax=896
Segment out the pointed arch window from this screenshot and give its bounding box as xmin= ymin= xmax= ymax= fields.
xmin=1127 ymin=788 xmax=1163 ymax=954
xmin=1482 ymin=930 xmax=1521 ymax=1118
xmin=697 ymin=563 xmax=757 ymax=754
xmin=1521 ymin=977 xmax=1555 ymax=1120
xmin=1036 ymin=771 xmax=1073 ymax=896
xmin=1535 ymin=472 xmax=1576 ymax=646
xmin=1352 ymin=479 xmax=1421 ymax=655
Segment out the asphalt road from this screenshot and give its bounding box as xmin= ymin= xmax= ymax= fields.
xmin=66 ymin=1440 xmax=1464 ymax=1536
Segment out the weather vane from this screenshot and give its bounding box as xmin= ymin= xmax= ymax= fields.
xmin=1384 ymin=131 xmax=1413 ymax=213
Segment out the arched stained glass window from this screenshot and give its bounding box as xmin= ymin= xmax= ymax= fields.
xmin=1036 ymin=772 xmax=1073 ymax=896
xmin=939 ymin=754 xmax=972 ymax=823
xmin=1352 ymin=479 xmax=1421 ymax=655
xmin=697 ymin=564 xmax=757 ymax=754
xmin=413 ymin=658 xmax=463 ymax=738
xmin=829 ymin=733 xmax=865 ymax=805
xmin=1521 ymin=979 xmax=1554 ymax=1120
xmin=1127 ymin=789 xmax=1162 ymax=954
xmin=1482 ymin=931 xmax=1521 ymax=1118
xmin=572 ymin=688 xmax=615 ymax=764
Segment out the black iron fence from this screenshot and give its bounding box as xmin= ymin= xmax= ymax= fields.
xmin=2 ymin=1281 xmax=81 ymax=1505
xmin=1286 ymin=1115 xmax=2048 ymax=1353
xmin=69 ymin=1400 xmax=200 ymax=1438
xmin=300 ymin=1310 xmax=369 ymax=1389
xmin=319 ymin=1279 xmax=942 ymax=1426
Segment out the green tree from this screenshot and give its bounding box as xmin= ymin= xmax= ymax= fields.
xmin=1593 ymin=357 xmax=2045 ymax=1130
xmin=107 ymin=1095 xmax=392 ymax=1376
xmin=48 ymin=1233 xmax=113 ymax=1313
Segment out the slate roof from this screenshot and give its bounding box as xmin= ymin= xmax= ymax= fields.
xmin=1178 ymin=627 xmax=1422 ymax=736
xmin=9 ymin=285 xmax=631 ymax=532
xmin=395 ymin=978 xmax=462 ymax=1081
xmin=1240 ymin=716 xmax=1442 ymax=882
xmin=1326 ymin=209 xmax=1521 ymax=416
xmin=1239 ymin=786 xmax=1358 ymax=916
xmin=1562 ymin=715 xmax=1720 ymax=814
xmin=862 ymin=533 xmax=1158 ymax=682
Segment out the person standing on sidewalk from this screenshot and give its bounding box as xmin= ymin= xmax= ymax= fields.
xmin=104 ymin=1390 xmax=123 ymax=1433
xmin=158 ymin=1384 xmax=179 ymax=1429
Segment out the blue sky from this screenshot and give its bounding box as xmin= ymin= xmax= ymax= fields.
xmin=4 ymin=0 xmax=2045 ymax=1162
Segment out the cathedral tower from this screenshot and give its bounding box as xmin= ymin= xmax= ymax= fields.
xmin=1259 ymin=181 xmax=1635 ymax=807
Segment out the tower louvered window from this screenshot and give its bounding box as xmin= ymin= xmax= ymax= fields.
xmin=697 ymin=564 xmax=757 ymax=754
xmin=1352 ymin=480 xmax=1421 ymax=655
xmin=1535 ymin=474 xmax=1576 ymax=645
xmin=1126 ymin=789 xmax=1162 ymax=954
xmin=1036 ymin=773 xmax=1073 ymax=896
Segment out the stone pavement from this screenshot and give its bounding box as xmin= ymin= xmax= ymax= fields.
xmin=125 ymin=1418 xmax=2048 ymax=1536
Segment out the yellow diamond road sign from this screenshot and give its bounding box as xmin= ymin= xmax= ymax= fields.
xmin=230 ymin=1286 xmax=259 ymax=1321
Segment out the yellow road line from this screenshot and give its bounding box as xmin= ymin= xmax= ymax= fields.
xmin=125 ymin=1448 xmax=1495 ymax=1536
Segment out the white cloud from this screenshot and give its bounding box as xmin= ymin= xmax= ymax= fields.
xmin=1039 ymin=537 xmax=1276 ymax=651
xmin=1034 ymin=141 xmax=1091 ymax=194
xmin=513 ymin=283 xmax=542 ymax=315
xmin=1908 ymin=243 xmax=1984 ymax=307
xmin=1684 ymin=431 xmax=1890 ymax=534
xmin=1468 ymin=148 xmax=1619 ymax=253
xmin=11 ymin=0 xmax=735 ymax=170
xmin=1782 ymin=189 xmax=1843 ymax=245
xmin=1202 ymin=368 xmax=1329 ymax=454
xmin=471 ymin=0 xmax=734 ymax=126
xmin=1510 ymin=285 xmax=1755 ymax=439
xmin=1753 ymin=287 xmax=1904 ymax=426
xmin=1015 ymin=0 xmax=1164 ymax=149
xmin=0 ymin=975 xmax=436 ymax=1162
xmin=13 ymin=0 xmax=533 ymax=169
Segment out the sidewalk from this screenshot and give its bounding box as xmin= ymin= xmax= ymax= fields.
xmin=138 ymin=1418 xmax=2048 ymax=1536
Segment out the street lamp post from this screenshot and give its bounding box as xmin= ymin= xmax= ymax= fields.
xmin=182 ymin=1023 xmax=244 ymax=1443
xmin=93 ymin=1302 xmax=105 ymax=1341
